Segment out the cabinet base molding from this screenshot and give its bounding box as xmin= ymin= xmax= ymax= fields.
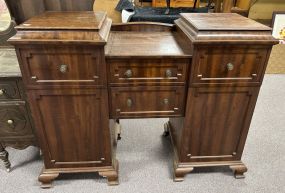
xmin=38 ymin=160 xmax=119 ymax=188
xmin=165 ymin=121 xmax=248 ymax=181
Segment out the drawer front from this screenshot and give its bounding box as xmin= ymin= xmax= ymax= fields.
xmin=110 ymin=86 xmax=186 ymax=118
xmin=20 ymin=46 xmax=106 ymax=86
xmin=0 ymin=102 xmax=33 ymax=138
xmin=153 ymin=0 xmax=197 ymax=7
xmin=0 ymin=80 xmax=22 ymax=101
xmin=191 ymin=47 xmax=269 ymax=85
xmin=108 ymin=59 xmax=189 ymax=85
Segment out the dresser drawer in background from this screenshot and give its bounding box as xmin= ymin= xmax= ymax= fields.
xmin=19 ymin=46 xmax=106 ymax=87
xmin=0 ymin=80 xmax=22 ymax=101
xmin=110 ymin=86 xmax=186 ymax=118
xmin=108 ymin=59 xmax=189 ymax=86
xmin=0 ymin=102 xmax=34 ymax=138
xmin=191 ymin=46 xmax=270 ymax=86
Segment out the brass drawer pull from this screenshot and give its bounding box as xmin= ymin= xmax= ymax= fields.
xmin=252 ymin=74 xmax=257 ymax=77
xmin=124 ymin=69 xmax=133 ymax=78
xmin=163 ymin=98 xmax=169 ymax=105
xmin=0 ymin=89 xmax=5 ymax=96
xmin=165 ymin=69 xmax=172 ymax=78
xmin=227 ymin=63 xmax=234 ymax=71
xmin=7 ymin=119 xmax=14 ymax=125
xmin=59 ymin=64 xmax=68 ymax=73
xmin=31 ymin=76 xmax=38 ymax=81
xmin=127 ymin=98 xmax=133 ymax=107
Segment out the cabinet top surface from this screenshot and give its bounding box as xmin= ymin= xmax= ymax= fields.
xmin=16 ymin=11 xmax=107 ymax=30
xmin=180 ymin=13 xmax=272 ymax=31
xmin=105 ymin=32 xmax=192 ymax=58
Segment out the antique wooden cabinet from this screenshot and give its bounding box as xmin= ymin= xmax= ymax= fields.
xmin=9 ymin=12 xmax=118 ymax=188
xmin=0 ymin=48 xmax=36 ymax=172
xmin=169 ymin=13 xmax=277 ymax=181
xmin=8 ymin=11 xmax=277 ymax=187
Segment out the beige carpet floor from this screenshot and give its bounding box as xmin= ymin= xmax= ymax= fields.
xmin=1 ymin=74 xmax=285 ymax=193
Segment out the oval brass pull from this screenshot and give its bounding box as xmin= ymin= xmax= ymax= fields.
xmin=227 ymin=63 xmax=234 ymax=71
xmin=165 ymin=69 xmax=172 ymax=78
xmin=0 ymin=89 xmax=4 ymax=96
xmin=7 ymin=119 xmax=14 ymax=125
xmin=31 ymin=76 xmax=38 ymax=81
xmin=163 ymin=98 xmax=169 ymax=105
xmin=59 ymin=64 xmax=68 ymax=73
xmin=127 ymin=98 xmax=132 ymax=107
xmin=124 ymin=69 xmax=132 ymax=78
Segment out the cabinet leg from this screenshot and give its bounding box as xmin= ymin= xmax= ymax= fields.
xmin=38 ymin=172 xmax=59 ymax=189
xmin=0 ymin=145 xmax=11 ymax=172
xmin=230 ymin=164 xmax=248 ymax=179
xmin=99 ymin=160 xmax=119 ymax=186
xmin=163 ymin=122 xmax=170 ymax=137
xmin=174 ymin=167 xmax=194 ymax=182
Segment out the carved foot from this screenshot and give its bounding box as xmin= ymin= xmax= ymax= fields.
xmin=230 ymin=164 xmax=248 ymax=179
xmin=38 ymin=172 xmax=59 ymax=188
xmin=0 ymin=148 xmax=11 ymax=172
xmin=99 ymin=160 xmax=119 ymax=186
xmin=163 ymin=122 xmax=170 ymax=137
xmin=174 ymin=167 xmax=194 ymax=182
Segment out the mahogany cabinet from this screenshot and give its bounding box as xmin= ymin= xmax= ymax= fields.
xmin=9 ymin=12 xmax=118 ymax=188
xmin=168 ymin=13 xmax=277 ymax=181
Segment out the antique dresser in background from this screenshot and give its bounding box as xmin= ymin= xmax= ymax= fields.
xmin=0 ymin=47 xmax=36 ymax=172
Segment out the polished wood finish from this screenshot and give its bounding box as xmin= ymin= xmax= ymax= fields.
xmin=8 ymin=11 xmax=277 ymax=186
xmin=111 ymin=22 xmax=173 ymax=32
xmin=168 ymin=13 xmax=278 ymax=181
xmin=9 ymin=12 xmax=117 ymax=187
xmin=110 ymin=86 xmax=186 ymax=118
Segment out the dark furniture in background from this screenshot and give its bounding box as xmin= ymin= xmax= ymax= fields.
xmin=4 ymin=0 xmax=95 ymax=24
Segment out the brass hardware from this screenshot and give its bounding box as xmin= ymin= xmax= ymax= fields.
xmin=227 ymin=63 xmax=234 ymax=71
xmin=31 ymin=76 xmax=37 ymax=81
xmin=165 ymin=69 xmax=172 ymax=77
xmin=252 ymin=74 xmax=257 ymax=77
xmin=93 ymin=75 xmax=99 ymax=79
xmin=124 ymin=69 xmax=133 ymax=78
xmin=174 ymin=108 xmax=179 ymax=111
xmin=187 ymin=154 xmax=191 ymax=157
xmin=232 ymin=152 xmax=237 ymax=156
xmin=127 ymin=98 xmax=133 ymax=107
xmin=177 ymin=73 xmax=182 ymax=76
xmin=163 ymin=98 xmax=169 ymax=105
xmin=101 ymin=158 xmax=105 ymax=161
xmin=51 ymin=160 xmax=56 ymax=163
xmin=0 ymin=89 xmax=4 ymax=96
xmin=116 ymin=109 xmax=121 ymax=112
xmin=7 ymin=119 xmax=14 ymax=125
xmin=59 ymin=64 xmax=68 ymax=73
xmin=197 ymin=74 xmax=203 ymax=78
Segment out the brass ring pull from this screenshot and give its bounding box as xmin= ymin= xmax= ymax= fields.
xmin=165 ymin=69 xmax=172 ymax=78
xmin=0 ymin=89 xmax=5 ymax=96
xmin=227 ymin=63 xmax=234 ymax=71
xmin=7 ymin=119 xmax=14 ymax=125
xmin=59 ymin=64 xmax=68 ymax=73
xmin=163 ymin=98 xmax=169 ymax=105
xmin=127 ymin=98 xmax=133 ymax=107
xmin=124 ymin=69 xmax=132 ymax=78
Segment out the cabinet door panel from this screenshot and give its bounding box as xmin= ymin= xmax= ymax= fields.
xmin=27 ymin=89 xmax=111 ymax=168
xmin=181 ymin=87 xmax=259 ymax=162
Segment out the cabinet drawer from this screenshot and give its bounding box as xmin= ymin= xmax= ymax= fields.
xmin=20 ymin=46 xmax=105 ymax=86
xmin=0 ymin=102 xmax=33 ymax=138
xmin=108 ymin=59 xmax=189 ymax=85
xmin=110 ymin=86 xmax=186 ymax=118
xmin=0 ymin=80 xmax=22 ymax=101
xmin=191 ymin=46 xmax=270 ymax=85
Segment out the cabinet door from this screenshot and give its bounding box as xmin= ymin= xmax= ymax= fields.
xmin=27 ymin=89 xmax=111 ymax=168
xmin=180 ymin=87 xmax=259 ymax=162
